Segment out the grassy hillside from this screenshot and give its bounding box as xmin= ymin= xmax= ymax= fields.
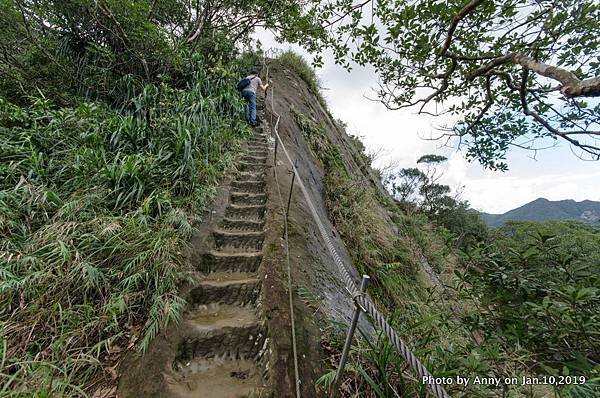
xmin=0 ymin=2 xmax=267 ymax=394
xmin=0 ymin=57 xmax=253 ymax=395
xmin=1 ymin=2 xmax=597 ymax=393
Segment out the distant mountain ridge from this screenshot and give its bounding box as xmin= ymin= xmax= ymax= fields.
xmin=480 ymin=198 xmax=600 ymax=227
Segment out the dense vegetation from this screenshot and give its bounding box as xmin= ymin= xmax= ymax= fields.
xmin=0 ymin=0 xmax=273 ymax=394
xmin=459 ymin=221 xmax=600 ymax=379
xmin=0 ymin=66 xmax=250 ymax=395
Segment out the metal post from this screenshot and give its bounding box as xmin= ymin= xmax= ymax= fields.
xmin=268 ymin=86 xmax=274 ymax=138
xmin=285 ymin=170 xmax=296 ymax=219
xmin=331 ymin=275 xmax=370 ymax=398
xmin=284 ymin=161 xmax=299 ymax=221
xmin=274 ymin=138 xmax=278 ymax=168
xmin=270 ymin=90 xmax=274 ymax=134
xmin=283 ymin=167 xmax=296 ymax=236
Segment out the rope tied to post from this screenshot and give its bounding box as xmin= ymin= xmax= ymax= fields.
xmin=350 ymin=290 xmax=367 ymax=312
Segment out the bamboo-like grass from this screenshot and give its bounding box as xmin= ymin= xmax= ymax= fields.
xmin=0 ymin=59 xmax=251 ymax=395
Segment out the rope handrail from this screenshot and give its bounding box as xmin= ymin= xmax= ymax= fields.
xmin=272 ymin=143 xmax=302 ymax=398
xmin=262 ymin=54 xmax=450 ymax=398
xmin=263 ymin=54 xmax=302 ymax=398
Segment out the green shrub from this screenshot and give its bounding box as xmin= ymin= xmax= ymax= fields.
xmin=0 ymin=56 xmax=250 ymax=395
xmin=461 ymin=221 xmax=600 ymax=370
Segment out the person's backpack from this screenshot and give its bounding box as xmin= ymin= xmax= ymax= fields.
xmin=236 ymin=75 xmax=256 ymax=92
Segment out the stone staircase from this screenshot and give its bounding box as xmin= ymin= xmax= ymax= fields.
xmin=166 ymin=125 xmax=271 ymax=398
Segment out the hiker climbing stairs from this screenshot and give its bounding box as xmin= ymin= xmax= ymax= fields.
xmin=166 ymin=108 xmax=271 ymax=397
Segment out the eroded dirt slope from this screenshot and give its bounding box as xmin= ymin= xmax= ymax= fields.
xmin=265 ymin=60 xmax=375 ymax=333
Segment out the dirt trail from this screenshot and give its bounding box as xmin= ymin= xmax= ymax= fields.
xmin=119 ymin=105 xmax=272 ymax=397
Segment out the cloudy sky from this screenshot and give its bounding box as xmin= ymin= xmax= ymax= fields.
xmin=255 ymin=30 xmax=600 ymax=214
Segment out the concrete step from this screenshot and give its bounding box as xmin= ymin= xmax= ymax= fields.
xmin=249 ymin=134 xmax=267 ymax=140
xmin=231 ymin=192 xmax=267 ymax=206
xmin=220 ymin=218 xmax=264 ymax=233
xmin=248 ymin=141 xmax=266 ymax=147
xmin=224 ymin=204 xmax=266 ymax=221
xmin=237 ymin=171 xmax=265 ymax=182
xmin=231 ymin=180 xmax=266 ymax=194
xmin=189 ymin=272 xmax=260 ymax=306
xmin=213 ymin=230 xmax=264 ymax=252
xmin=177 ymin=304 xmax=265 ymax=361
xmin=247 ymin=146 xmax=268 ymax=154
xmin=195 ymin=251 xmax=262 ymax=273
xmin=169 ymin=358 xmax=269 ymax=398
xmin=240 ymin=155 xmax=267 ymax=164
xmin=238 ymin=162 xmax=267 ymax=173
xmin=247 ymin=139 xmax=267 ymax=146
xmin=248 ymin=136 xmax=267 ymax=143
xmin=248 ymin=150 xmax=267 ymax=158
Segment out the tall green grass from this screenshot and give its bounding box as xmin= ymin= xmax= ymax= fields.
xmin=0 ymin=56 xmax=250 ymax=395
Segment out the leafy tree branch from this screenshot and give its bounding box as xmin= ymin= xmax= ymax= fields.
xmin=287 ymin=0 xmax=600 ymax=169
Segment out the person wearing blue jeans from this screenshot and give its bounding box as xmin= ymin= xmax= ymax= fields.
xmin=241 ymin=89 xmax=257 ymax=125
xmin=241 ymin=68 xmax=269 ymax=126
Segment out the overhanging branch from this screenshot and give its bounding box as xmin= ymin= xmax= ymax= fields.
xmin=468 ymin=53 xmax=600 ymax=97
